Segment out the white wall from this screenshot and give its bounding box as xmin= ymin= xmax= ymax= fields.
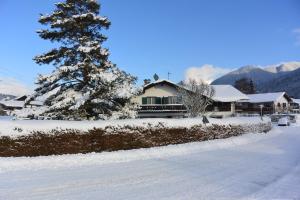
xmin=274 ymin=95 xmax=290 ymax=112
xmin=132 ymin=83 xmax=179 ymax=105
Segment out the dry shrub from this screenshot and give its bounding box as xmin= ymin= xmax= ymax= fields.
xmin=0 ymin=122 xmax=271 ymax=157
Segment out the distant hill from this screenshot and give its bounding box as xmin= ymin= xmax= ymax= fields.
xmin=212 ymin=65 xmax=277 ymax=86
xmin=264 ymin=61 xmax=300 ymax=73
xmin=259 ymin=68 xmax=300 ymax=98
xmin=0 ymin=94 xmax=16 ymax=101
xmin=211 ymin=62 xmax=300 ymax=98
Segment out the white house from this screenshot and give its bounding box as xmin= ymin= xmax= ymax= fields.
xmin=291 ymin=98 xmax=300 ymax=112
xmin=132 ymin=80 xmax=186 ymax=118
xmin=0 ymin=95 xmax=26 ymax=111
xmin=237 ymin=92 xmax=292 ymax=114
xmin=133 ymin=79 xmax=249 ymax=118
xmin=208 ymin=85 xmax=249 ymax=117
xmin=0 ymin=95 xmax=43 ymax=113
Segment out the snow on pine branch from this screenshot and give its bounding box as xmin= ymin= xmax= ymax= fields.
xmin=47 ymin=12 xmax=109 ymax=27
xmin=23 ymin=0 xmax=137 ymax=120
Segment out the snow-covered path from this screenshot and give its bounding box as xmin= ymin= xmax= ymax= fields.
xmin=1 ymin=125 xmax=300 ymax=199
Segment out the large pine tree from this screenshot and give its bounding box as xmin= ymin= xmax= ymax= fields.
xmin=28 ymin=0 xmax=137 ymax=120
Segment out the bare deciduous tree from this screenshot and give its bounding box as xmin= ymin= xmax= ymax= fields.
xmin=179 ymin=79 xmax=215 ymax=118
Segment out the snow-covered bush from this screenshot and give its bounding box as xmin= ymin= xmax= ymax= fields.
xmin=0 ymin=122 xmax=272 ymax=157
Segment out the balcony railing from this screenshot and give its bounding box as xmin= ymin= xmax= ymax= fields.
xmin=138 ymin=104 xmax=187 ymax=113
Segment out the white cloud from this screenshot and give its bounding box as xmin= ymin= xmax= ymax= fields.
xmin=0 ymin=77 xmax=32 ymax=96
xmin=292 ymin=28 xmax=300 ymax=46
xmin=185 ymin=64 xmax=231 ymax=84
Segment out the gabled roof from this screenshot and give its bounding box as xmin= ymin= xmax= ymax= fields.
xmin=143 ymin=79 xmax=182 ymax=92
xmin=14 ymin=95 xmax=28 ymax=101
xmin=292 ymin=98 xmax=300 ymax=105
xmin=211 ymin=85 xmax=249 ymax=102
xmin=0 ymin=95 xmax=27 ymax=108
xmin=142 ymin=80 xmax=249 ymax=102
xmin=0 ymin=100 xmax=24 ymax=108
xmin=243 ymin=92 xmax=292 ymax=103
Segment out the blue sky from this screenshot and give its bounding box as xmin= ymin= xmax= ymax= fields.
xmin=0 ymin=0 xmax=300 ymax=89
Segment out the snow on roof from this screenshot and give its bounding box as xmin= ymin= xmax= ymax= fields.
xmin=210 ymin=85 xmax=249 ymax=102
xmin=243 ymin=92 xmax=289 ymax=103
xmin=143 ymin=80 xmax=249 ymax=102
xmin=0 ymin=95 xmax=43 ymax=108
xmin=143 ymin=79 xmax=184 ymax=92
xmin=144 ymin=79 xmax=178 ymax=88
xmin=14 ymin=95 xmax=27 ymax=101
xmin=0 ymin=100 xmax=24 ymax=108
xmin=29 ymin=100 xmax=44 ymax=106
xmin=292 ymin=98 xmax=300 ymax=105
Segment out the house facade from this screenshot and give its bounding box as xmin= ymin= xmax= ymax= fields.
xmin=133 ymin=80 xmax=187 ymax=118
xmin=207 ymin=85 xmax=249 ymax=117
xmin=133 ymin=80 xmax=249 ymax=118
xmin=237 ymin=92 xmax=292 ymax=114
xmin=291 ymin=98 xmax=300 ymax=113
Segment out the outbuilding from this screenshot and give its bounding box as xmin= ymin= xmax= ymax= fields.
xmin=237 ymin=92 xmax=292 ymax=114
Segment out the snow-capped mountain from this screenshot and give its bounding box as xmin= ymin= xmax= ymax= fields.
xmin=264 ymin=62 xmax=300 ymax=73
xmin=212 ymin=65 xmax=277 ymax=85
xmin=259 ymin=67 xmax=300 ymax=98
xmin=212 ymin=62 xmax=300 ymax=98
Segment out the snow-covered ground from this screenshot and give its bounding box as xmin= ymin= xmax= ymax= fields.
xmin=0 ymin=116 xmax=270 ymax=137
xmin=0 ymin=119 xmax=300 ymax=199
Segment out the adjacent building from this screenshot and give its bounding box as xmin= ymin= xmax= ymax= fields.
xmin=0 ymin=95 xmax=43 ymax=114
xmin=207 ymin=85 xmax=249 ymax=117
xmin=290 ymin=98 xmax=300 ymax=113
xmin=237 ymin=92 xmax=292 ymax=114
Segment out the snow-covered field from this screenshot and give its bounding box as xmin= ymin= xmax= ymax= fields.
xmin=0 ymin=117 xmax=300 ymax=199
xmin=0 ymin=116 xmax=270 ymax=137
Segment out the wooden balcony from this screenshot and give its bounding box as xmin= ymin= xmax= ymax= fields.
xmin=138 ymin=104 xmax=187 ymax=113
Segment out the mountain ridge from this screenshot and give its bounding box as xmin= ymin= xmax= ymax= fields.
xmin=212 ymin=62 xmax=300 ymax=98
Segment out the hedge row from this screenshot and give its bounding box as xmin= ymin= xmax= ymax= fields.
xmin=0 ymin=122 xmax=272 ymax=157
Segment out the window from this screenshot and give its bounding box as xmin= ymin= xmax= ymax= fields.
xmin=283 ymin=103 xmax=286 ymax=108
xmin=142 ymin=97 xmax=162 ymax=105
xmin=168 ymin=96 xmax=177 ymax=104
xmin=162 ymin=97 xmax=168 ymax=104
xmin=155 ymin=97 xmax=162 ymax=104
xmin=177 ymin=96 xmax=183 ymax=104
xmin=142 ymin=97 xmax=147 ymax=105
xmin=277 ymin=103 xmax=281 ymax=107
xmin=161 ymin=96 xmax=182 ymax=104
xmin=147 ymin=97 xmax=155 ymax=104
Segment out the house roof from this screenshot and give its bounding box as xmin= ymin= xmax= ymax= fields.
xmin=210 ymin=85 xmax=249 ymax=102
xmin=14 ymin=95 xmax=28 ymax=101
xmin=0 ymin=100 xmax=24 ymax=108
xmin=29 ymin=100 xmax=44 ymax=106
xmin=143 ymin=79 xmax=182 ymax=92
xmin=292 ymin=98 xmax=300 ymax=105
xmin=0 ymin=99 xmax=44 ymax=108
xmin=143 ymin=79 xmax=249 ymax=102
xmin=242 ymin=92 xmax=292 ymax=103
